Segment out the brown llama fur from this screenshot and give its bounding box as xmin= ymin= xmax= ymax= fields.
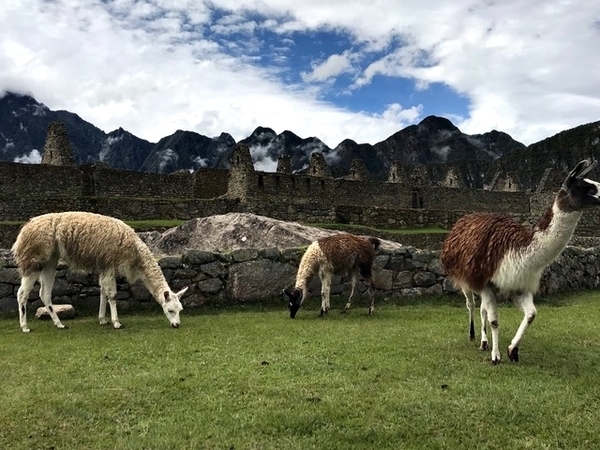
xmin=284 ymin=233 xmax=380 ymax=318
xmin=440 ymin=159 xmax=600 ymax=363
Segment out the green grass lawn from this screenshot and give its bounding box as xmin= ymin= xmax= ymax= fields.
xmin=2 ymin=292 xmax=600 ymax=449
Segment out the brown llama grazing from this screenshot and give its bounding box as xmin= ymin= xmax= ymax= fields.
xmin=283 ymin=233 xmax=380 ymax=318
xmin=441 ymin=159 xmax=600 ymax=363
xmin=12 ymin=211 xmax=188 ymax=332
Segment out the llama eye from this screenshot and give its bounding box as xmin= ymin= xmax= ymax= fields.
xmin=167 ymin=309 xmax=174 ymax=314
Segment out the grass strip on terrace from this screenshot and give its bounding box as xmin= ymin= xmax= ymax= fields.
xmin=2 ymin=292 xmax=600 ymax=449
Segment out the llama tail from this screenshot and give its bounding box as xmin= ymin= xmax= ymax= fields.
xmin=367 ymin=237 xmax=381 ymax=251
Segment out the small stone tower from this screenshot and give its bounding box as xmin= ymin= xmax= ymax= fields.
xmin=308 ymin=152 xmax=331 ymax=178
xmin=387 ymin=162 xmax=406 ymax=185
xmin=276 ymin=154 xmax=292 ymax=174
xmin=227 ymin=143 xmax=255 ymax=201
xmin=441 ymin=166 xmax=465 ymax=188
xmin=347 ymin=158 xmax=368 ymax=181
xmin=41 ymin=122 xmax=75 ymax=166
xmin=410 ymin=165 xmax=430 ymax=187
xmin=491 ymin=172 xmax=522 ymax=192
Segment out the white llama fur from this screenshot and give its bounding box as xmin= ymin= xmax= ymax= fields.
xmin=441 ymin=159 xmax=600 ymax=363
xmin=283 ymin=233 xmax=380 ymax=318
xmin=12 ymin=211 xmax=188 ymax=332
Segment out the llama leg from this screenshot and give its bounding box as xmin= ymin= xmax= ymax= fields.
xmin=366 ymin=277 xmax=375 ymax=315
xmin=39 ymin=265 xmax=66 ymax=329
xmin=464 ymin=290 xmax=476 ymax=341
xmin=480 ymin=287 xmax=500 ymax=364
xmin=16 ymin=273 xmax=38 ymax=332
xmin=99 ymin=272 xmax=122 ymax=329
xmin=98 ymin=289 xmax=108 ymax=325
xmin=507 ymin=292 xmax=537 ymax=362
xmin=479 ymin=295 xmax=489 ymax=350
xmin=342 ymin=271 xmax=358 ymax=313
xmin=320 ymin=270 xmax=332 ymax=316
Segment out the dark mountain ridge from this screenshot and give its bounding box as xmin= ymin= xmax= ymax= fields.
xmin=1 ymin=91 xmax=599 ymax=189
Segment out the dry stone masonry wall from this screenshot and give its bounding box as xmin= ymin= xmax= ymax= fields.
xmin=0 ymin=245 xmax=598 ymax=313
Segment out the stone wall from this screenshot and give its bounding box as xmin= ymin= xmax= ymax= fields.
xmin=0 ymin=163 xmax=83 ymax=198
xmin=83 ymin=164 xmax=194 ymax=198
xmin=0 ymin=244 xmax=598 ymax=313
xmin=423 ymin=186 xmax=530 ymax=213
xmin=2 ymin=159 xmax=600 ymax=239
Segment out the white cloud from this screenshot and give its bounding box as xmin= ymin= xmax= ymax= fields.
xmin=157 ymin=148 xmax=178 ymax=172
xmin=1 ymin=0 xmax=599 ymax=149
xmin=14 ymin=149 xmax=41 ymax=164
xmin=302 ymin=51 xmax=355 ymax=83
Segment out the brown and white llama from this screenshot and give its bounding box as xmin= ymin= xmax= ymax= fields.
xmin=12 ymin=211 xmax=188 ymax=332
xmin=441 ymin=159 xmax=600 ymax=363
xmin=283 ymin=233 xmax=380 ymax=318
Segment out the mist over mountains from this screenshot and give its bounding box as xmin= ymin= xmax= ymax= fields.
xmin=1 ymin=91 xmax=599 ymax=190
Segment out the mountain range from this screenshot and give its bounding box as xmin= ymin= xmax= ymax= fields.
xmin=1 ymin=91 xmax=599 ymax=190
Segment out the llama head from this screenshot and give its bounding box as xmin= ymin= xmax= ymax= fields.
xmin=561 ymin=159 xmax=600 ymax=210
xmin=161 ymin=287 xmax=188 ymax=328
xmin=283 ymin=288 xmax=303 ymax=318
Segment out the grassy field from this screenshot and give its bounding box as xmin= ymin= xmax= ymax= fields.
xmin=2 ymin=293 xmax=600 ymax=449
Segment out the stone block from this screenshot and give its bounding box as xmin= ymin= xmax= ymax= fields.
xmin=159 ymin=256 xmax=183 ymax=269
xmin=35 ymin=304 xmax=75 ymax=320
xmin=414 ymin=271 xmax=437 ymax=287
xmin=393 ymin=271 xmax=414 ymax=289
xmin=373 ymin=269 xmax=393 ymax=291
xmin=183 ymin=250 xmax=217 ymax=265
xmin=231 ymin=248 xmax=259 ymax=262
xmin=0 ymin=268 xmax=21 ymax=284
xmin=227 ymin=260 xmax=296 ymax=303
xmin=198 ymin=278 xmax=223 ymax=294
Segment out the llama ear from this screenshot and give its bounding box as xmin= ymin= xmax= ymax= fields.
xmin=567 ymin=159 xmax=597 ymax=184
xmin=176 ymin=287 xmax=188 ymax=298
xmin=577 ymin=159 xmax=597 ymax=178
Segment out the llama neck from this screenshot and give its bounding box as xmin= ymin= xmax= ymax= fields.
xmin=138 ymin=255 xmax=170 ymax=306
xmin=294 ymin=266 xmax=311 ymax=292
xmin=295 ymin=242 xmax=322 ymax=292
xmin=532 ymin=200 xmax=581 ymax=265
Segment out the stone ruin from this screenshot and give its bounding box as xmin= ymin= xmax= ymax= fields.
xmin=41 ymin=121 xmax=75 ymax=166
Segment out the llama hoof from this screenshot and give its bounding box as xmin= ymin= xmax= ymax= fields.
xmin=480 ymin=341 xmax=488 ymax=351
xmin=99 ymin=320 xmax=108 ymax=326
xmin=340 ymin=309 xmax=348 ymax=314
xmin=56 ymin=324 xmax=67 ymax=329
xmin=22 ymin=328 xmax=31 ymax=333
xmin=491 ymin=357 xmax=500 ymax=365
xmin=469 ymin=332 xmax=475 ymax=341
xmin=368 ymin=308 xmax=374 ymax=315
xmin=508 ymin=346 xmax=519 ymax=362
xmin=113 ymin=323 xmax=124 ymax=329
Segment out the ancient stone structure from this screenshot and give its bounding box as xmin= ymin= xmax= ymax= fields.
xmin=2 ymin=132 xmax=600 ymax=244
xmin=276 ymin=154 xmax=291 ymax=174
xmin=41 ymin=122 xmax=75 ymax=166
xmin=0 ymin=244 xmax=597 ymax=312
xmin=346 ymin=159 xmax=369 ymax=181
xmin=308 ymin=152 xmax=332 ymax=178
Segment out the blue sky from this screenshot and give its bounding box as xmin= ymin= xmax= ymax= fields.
xmin=1 ymin=0 xmax=600 ymax=148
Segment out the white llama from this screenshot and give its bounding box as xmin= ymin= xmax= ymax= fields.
xmin=283 ymin=233 xmax=380 ymax=318
xmin=441 ymin=159 xmax=600 ymax=363
xmin=12 ymin=211 xmax=188 ymax=332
